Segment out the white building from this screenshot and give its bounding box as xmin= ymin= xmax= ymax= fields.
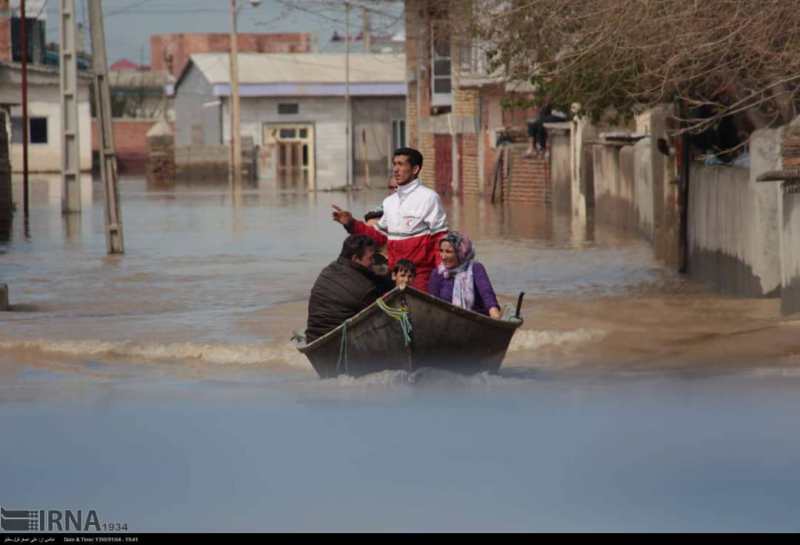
xmin=0 ymin=61 xmax=93 ymax=173
xmin=171 ymin=53 xmax=406 ymax=190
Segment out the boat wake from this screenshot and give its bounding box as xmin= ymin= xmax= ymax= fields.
xmin=0 ymin=328 xmax=605 ymax=372
xmin=0 ymin=338 xmax=311 ymax=369
xmin=507 ymin=328 xmax=606 ymax=353
xmin=322 ymin=368 xmax=527 ymax=389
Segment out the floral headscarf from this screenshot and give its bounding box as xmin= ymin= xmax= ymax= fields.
xmin=440 ymin=231 xmax=475 ymax=270
xmin=437 ymin=231 xmax=476 ymax=310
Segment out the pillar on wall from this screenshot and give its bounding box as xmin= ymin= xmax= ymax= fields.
xmin=570 ymin=117 xmax=596 ymax=223
xmin=780 ymin=118 xmax=800 ymax=315
xmin=0 ymin=111 xmax=12 ymax=241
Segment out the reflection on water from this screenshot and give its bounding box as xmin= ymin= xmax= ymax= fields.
xmin=2 ymin=175 xmax=799 ymax=531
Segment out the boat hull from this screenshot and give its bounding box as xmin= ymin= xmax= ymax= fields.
xmin=297 ymin=287 xmax=522 ymax=378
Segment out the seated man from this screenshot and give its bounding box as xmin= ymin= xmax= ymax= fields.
xmin=305 ymin=234 xmax=380 ymax=343
xmin=525 ymin=102 xmax=568 ymax=157
xmin=369 ymin=252 xmax=395 ymax=295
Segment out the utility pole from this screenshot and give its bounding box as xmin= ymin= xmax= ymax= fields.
xmin=20 ymin=0 xmax=29 ymax=219
xmin=60 ymin=0 xmax=81 ymax=213
xmin=362 ymin=6 xmax=370 ymax=53
xmin=229 ymin=0 xmax=242 ymax=188
xmin=88 ymin=0 xmax=124 ymax=254
xmin=345 ymin=1 xmax=351 ymax=189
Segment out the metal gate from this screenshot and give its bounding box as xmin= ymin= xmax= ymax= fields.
xmin=434 ymin=134 xmax=452 ymax=195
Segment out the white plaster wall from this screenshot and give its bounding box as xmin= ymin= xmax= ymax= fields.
xmin=784 ymin=191 xmax=800 ymax=284
xmin=633 ymin=114 xmax=655 ymax=239
xmin=549 ymin=130 xmax=571 ymax=212
xmin=174 ymin=66 xmax=220 ymax=147
xmin=10 ymin=85 xmax=92 ymax=172
xmin=570 ymin=117 xmax=596 ymax=221
xmin=226 ymin=97 xmax=349 ymax=190
xmin=592 ymin=144 xmax=620 ymax=202
xmin=750 ymin=127 xmax=784 ymax=292
xmin=688 ymin=127 xmax=783 ymax=294
xmin=619 ymin=146 xmax=636 ymax=206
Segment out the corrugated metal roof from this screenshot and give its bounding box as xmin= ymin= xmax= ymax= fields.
xmin=188 ymin=53 xmax=406 ymax=85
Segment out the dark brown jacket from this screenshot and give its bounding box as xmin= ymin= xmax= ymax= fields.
xmin=305 ymin=257 xmax=379 ymax=343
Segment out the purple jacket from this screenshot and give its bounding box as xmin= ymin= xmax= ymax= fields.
xmin=427 ymin=261 xmax=499 ymax=316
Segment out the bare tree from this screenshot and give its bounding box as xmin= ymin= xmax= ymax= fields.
xmin=457 ymin=0 xmax=800 ymax=135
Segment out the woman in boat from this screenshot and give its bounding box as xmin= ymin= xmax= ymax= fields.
xmin=427 ymin=232 xmax=502 ymax=319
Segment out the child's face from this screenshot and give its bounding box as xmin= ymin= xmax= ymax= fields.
xmin=392 ymin=268 xmax=415 ymax=288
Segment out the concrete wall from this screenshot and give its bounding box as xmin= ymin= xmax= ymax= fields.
xmin=583 ymin=106 xmax=681 ymax=267
xmin=174 ymin=65 xmax=221 ymax=147
xmin=687 ymin=128 xmax=783 ymax=297
xmin=782 ymin=183 xmax=800 ymax=314
xmin=591 ymin=143 xmax=639 ymax=232
xmin=550 ymin=129 xmax=571 ymax=213
xmin=570 ymin=118 xmax=596 ymax=221
xmin=779 ymin=119 xmax=800 ymax=314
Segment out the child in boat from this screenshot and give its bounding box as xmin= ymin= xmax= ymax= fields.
xmin=427 ymin=232 xmax=502 ymax=319
xmin=392 ymin=259 xmax=416 ymax=290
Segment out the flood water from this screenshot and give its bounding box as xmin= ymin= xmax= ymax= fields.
xmin=2 ymin=176 xmax=800 ymax=532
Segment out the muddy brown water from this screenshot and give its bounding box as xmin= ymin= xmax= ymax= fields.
xmin=2 ymin=176 xmax=800 ymax=531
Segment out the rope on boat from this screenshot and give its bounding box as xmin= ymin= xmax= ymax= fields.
xmin=376 ymin=297 xmax=413 ymax=347
xmin=336 ymin=320 xmax=349 ymax=375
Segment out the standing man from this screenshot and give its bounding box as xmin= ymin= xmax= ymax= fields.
xmin=332 ymin=147 xmax=448 ymax=292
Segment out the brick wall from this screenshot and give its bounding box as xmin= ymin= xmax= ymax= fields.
xmin=0 ymin=1 xmax=10 ymax=63
xmin=461 ymin=133 xmax=480 ymax=195
xmin=454 ymin=88 xmax=479 ymax=118
xmin=92 ymin=119 xmax=170 ymax=171
xmin=407 ymin=83 xmax=418 ymax=148
xmin=420 ymin=131 xmax=436 ymax=190
xmin=151 ymin=33 xmax=312 ymax=78
xmin=492 ymin=145 xmax=550 ymax=204
xmin=784 ymin=128 xmax=800 ymax=169
xmin=405 ymin=0 xmax=433 ymax=176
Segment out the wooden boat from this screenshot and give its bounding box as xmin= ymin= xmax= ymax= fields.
xmin=296 ymin=287 xmax=524 ymax=378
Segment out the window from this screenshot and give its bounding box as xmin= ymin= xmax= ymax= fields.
xmin=11 ymin=117 xmax=23 ymax=144
xmin=459 ymin=40 xmax=489 ymax=76
xmin=10 ymin=116 xmax=48 ymax=144
xmin=30 ymin=117 xmax=48 ymax=144
xmin=392 ymin=119 xmax=406 ymax=151
xmin=278 ymin=103 xmax=299 ymax=115
xmin=430 ymin=22 xmax=453 ymax=108
xmin=279 ymin=128 xmax=297 ymax=139
xmin=11 ymin=17 xmax=46 ymax=64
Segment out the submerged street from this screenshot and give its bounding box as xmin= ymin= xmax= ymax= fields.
xmin=2 ymin=176 xmax=800 ymax=531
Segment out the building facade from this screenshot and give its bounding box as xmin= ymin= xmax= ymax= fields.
xmin=0 ymin=0 xmax=92 ymax=174
xmin=404 ymin=0 xmax=550 ymax=202
xmin=0 ymin=61 xmax=92 ymax=173
xmin=172 ymin=53 xmax=406 ymax=190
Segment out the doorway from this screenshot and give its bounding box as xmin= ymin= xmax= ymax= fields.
xmin=262 ymin=123 xmax=315 ymax=190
